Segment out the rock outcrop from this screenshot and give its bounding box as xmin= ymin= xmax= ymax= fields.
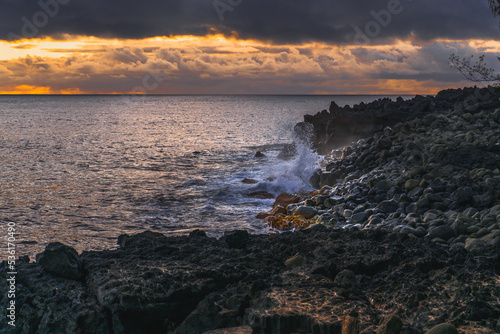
xmin=2 ymin=227 xmax=499 ymax=333
xmin=302 ymin=86 xmax=500 ymax=154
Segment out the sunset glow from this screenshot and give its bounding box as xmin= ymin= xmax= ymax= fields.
xmin=1 ymin=34 xmax=498 ymax=95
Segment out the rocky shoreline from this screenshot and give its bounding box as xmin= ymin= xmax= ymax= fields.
xmin=1 ymin=86 xmax=499 ymax=333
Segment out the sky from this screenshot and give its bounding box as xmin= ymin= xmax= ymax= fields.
xmin=0 ymin=0 xmax=499 ymax=94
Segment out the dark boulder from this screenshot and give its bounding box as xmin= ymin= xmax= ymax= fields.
xmin=36 ymin=242 xmax=83 ymax=281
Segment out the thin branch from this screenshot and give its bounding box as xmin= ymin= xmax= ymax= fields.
xmin=449 ymin=54 xmax=500 ymax=83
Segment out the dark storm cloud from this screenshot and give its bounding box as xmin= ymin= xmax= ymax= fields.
xmin=0 ymin=0 xmax=498 ymax=42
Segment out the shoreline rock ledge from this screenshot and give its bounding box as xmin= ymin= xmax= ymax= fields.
xmin=1 ymin=86 xmax=500 ymax=334
xmin=2 ymin=228 xmax=499 ymax=333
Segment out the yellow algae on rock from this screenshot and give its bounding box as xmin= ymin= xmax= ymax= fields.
xmin=268 ymin=215 xmax=314 ymax=231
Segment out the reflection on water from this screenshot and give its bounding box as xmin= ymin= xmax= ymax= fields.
xmin=0 ymin=94 xmax=409 ymax=259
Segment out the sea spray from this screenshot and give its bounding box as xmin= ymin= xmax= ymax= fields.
xmin=250 ymin=123 xmax=321 ymax=196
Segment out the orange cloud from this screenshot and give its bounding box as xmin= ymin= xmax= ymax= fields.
xmin=0 ymin=35 xmax=495 ymax=94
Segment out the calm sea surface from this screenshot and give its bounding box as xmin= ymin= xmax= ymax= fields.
xmin=0 ymin=95 xmax=411 ymax=259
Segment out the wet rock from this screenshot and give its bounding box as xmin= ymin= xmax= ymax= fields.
xmin=277 ymin=143 xmax=297 ymax=160
xmin=254 ymin=151 xmax=266 ymax=158
xmin=373 ymin=179 xmax=392 ymax=193
xmin=492 ymin=108 xmax=500 ymax=123
xmin=309 ymin=169 xmax=322 ymax=189
xmin=248 ymin=191 xmax=274 ymax=199
xmin=273 ymin=193 xmax=301 ymax=208
xmin=344 ymin=209 xmax=353 ymax=218
xmin=424 ymin=323 xmax=458 ymax=334
xmin=425 ymin=193 xmax=442 ymax=203
xmin=36 ymin=242 xmax=83 ymax=281
xmin=255 ymin=205 xmax=286 ymax=220
xmin=241 ymin=178 xmax=258 ymax=184
xmin=423 ymin=212 xmax=438 ymax=224
xmin=466 ymin=225 xmax=480 ymax=234
xmin=416 ymin=198 xmax=430 ymax=209
xmin=293 ymin=206 xmax=318 ymax=219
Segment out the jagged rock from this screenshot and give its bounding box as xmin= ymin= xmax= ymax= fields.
xmin=5 ymin=228 xmax=500 ymax=333
xmin=36 ymin=242 xmax=83 ymax=281
xmin=492 ymin=109 xmax=500 ymax=123
xmin=223 ymin=230 xmax=250 ymax=249
xmin=254 ymin=151 xmax=266 ymax=158
xmin=177 ymin=290 xmax=250 ymax=334
xmin=304 ymin=86 xmax=500 ymax=154
xmin=190 ymin=229 xmax=208 ymax=238
xmin=377 ymin=313 xmax=403 ymax=334
xmin=277 ymin=143 xmax=297 ymax=160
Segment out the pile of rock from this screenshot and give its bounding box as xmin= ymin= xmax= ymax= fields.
xmin=263 ymin=86 xmax=500 ymax=254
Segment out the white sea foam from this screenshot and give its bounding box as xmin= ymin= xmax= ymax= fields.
xmin=251 ymin=134 xmax=321 ymax=196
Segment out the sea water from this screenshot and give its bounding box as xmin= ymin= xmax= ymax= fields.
xmin=0 ymin=95 xmax=410 ymax=259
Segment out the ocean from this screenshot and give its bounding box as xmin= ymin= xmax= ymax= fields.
xmin=0 ymin=95 xmax=411 ymax=259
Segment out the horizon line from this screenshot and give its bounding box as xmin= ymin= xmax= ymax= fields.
xmin=0 ymin=93 xmax=425 ymax=97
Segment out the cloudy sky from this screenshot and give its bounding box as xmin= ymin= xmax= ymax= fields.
xmin=0 ymin=0 xmax=498 ymax=94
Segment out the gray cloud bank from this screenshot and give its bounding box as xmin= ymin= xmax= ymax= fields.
xmin=1 ymin=0 xmax=498 ymax=43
